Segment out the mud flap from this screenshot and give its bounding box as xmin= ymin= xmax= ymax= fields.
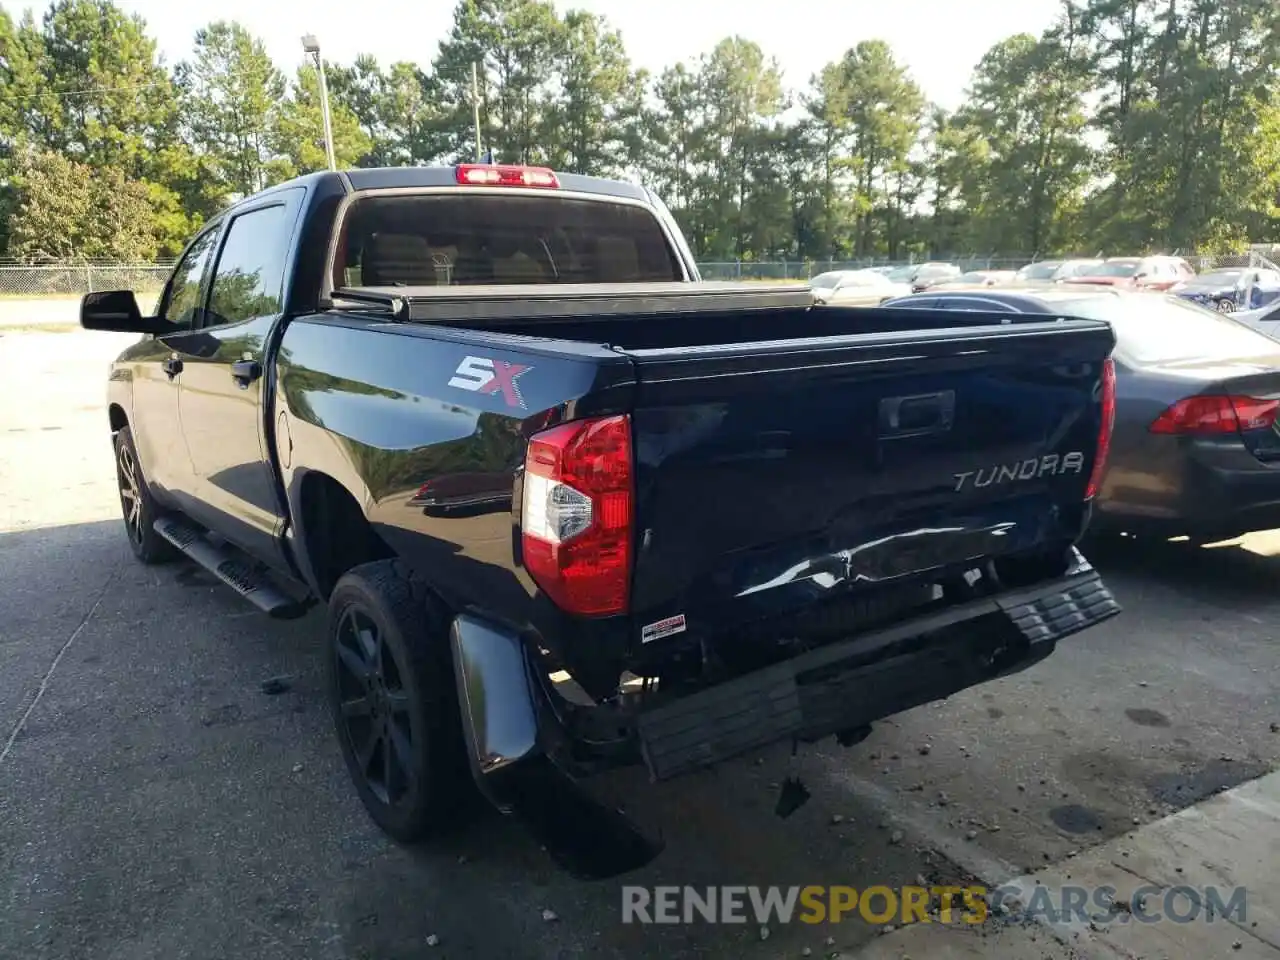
xmin=449 ymin=613 xmax=663 ymax=879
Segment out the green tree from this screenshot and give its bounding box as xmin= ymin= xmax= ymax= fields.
xmin=796 ymin=62 xmax=857 ymax=257
xmin=835 ymin=40 xmax=925 ymax=256
xmin=540 ymin=10 xmax=635 ymax=176
xmin=0 ymin=9 xmax=45 ymax=252
xmin=949 ymin=22 xmax=1094 ymax=253
xmin=430 ymin=0 xmax=563 ymax=164
xmin=0 ymin=9 xmax=44 ymax=155
xmin=920 ymin=106 xmax=988 ymax=254
xmin=178 ymin=20 xmax=286 ymax=198
xmin=269 ymin=63 xmax=372 ymax=181
xmin=328 ymin=57 xmax=448 ymax=165
xmin=1081 ymin=0 xmax=1280 ymax=250
xmin=28 ymin=0 xmax=178 ymax=179
xmin=325 ymin=54 xmax=387 ymax=164
xmin=698 ymin=38 xmax=784 ymax=259
xmin=7 ymin=149 xmax=157 ymax=260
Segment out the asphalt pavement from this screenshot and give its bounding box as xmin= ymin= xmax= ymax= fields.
xmin=1 ymin=329 xmax=1278 ymax=960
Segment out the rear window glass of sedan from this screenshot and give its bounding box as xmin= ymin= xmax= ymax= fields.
xmin=1050 ymin=296 xmax=1280 ymax=364
xmin=1194 ymin=270 xmax=1247 ymax=284
xmin=1017 ymin=262 xmax=1060 ymax=280
xmin=809 ymin=272 xmax=843 ymax=289
xmin=1090 ymin=260 xmax=1141 ymax=277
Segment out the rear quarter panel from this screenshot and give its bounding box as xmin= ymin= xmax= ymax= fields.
xmin=273 ymin=315 xmax=635 ymax=626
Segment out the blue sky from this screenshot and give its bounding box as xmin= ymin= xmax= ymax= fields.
xmin=44 ymin=0 xmax=1069 ymax=111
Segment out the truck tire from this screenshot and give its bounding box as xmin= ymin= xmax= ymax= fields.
xmin=113 ymin=426 xmax=178 ymax=564
xmin=326 ymin=559 xmax=477 ymax=842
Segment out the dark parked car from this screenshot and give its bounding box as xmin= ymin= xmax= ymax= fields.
xmin=883 ymin=288 xmax=1280 ymax=541
xmin=79 ymin=164 xmax=1120 ymax=879
xmin=1171 ymin=267 xmax=1280 ymax=313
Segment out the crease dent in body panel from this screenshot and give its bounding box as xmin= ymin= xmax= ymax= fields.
xmin=735 ymin=524 xmax=1016 ymax=597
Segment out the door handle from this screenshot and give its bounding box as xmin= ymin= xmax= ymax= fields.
xmin=231 ymin=359 xmax=262 ymax=388
xmin=162 ymin=356 xmax=183 ymax=379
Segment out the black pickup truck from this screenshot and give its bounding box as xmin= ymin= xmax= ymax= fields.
xmin=82 ymin=164 xmax=1120 ymax=878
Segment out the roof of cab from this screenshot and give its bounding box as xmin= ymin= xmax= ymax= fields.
xmin=342 ymin=165 xmax=650 ymax=201
xmin=213 ymin=165 xmax=653 ymax=228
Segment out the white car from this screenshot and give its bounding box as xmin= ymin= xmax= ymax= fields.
xmin=809 ymin=269 xmax=912 ymax=306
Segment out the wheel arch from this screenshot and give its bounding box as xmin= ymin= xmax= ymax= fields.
xmin=108 ymin=402 xmax=129 ymax=435
xmin=292 ymin=469 xmax=395 ymax=601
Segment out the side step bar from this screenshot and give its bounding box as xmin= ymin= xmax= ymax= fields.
xmin=154 ymin=517 xmax=310 ymax=619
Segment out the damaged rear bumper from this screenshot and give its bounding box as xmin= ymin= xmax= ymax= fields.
xmin=449 ymin=550 xmax=1119 ymax=878
xmin=638 ymin=550 xmax=1119 ymax=780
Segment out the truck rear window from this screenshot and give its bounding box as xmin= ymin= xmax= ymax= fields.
xmin=332 ymin=193 xmax=683 ymax=288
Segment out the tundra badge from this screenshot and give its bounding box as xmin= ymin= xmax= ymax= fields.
xmin=953 ymin=452 xmax=1085 ymax=492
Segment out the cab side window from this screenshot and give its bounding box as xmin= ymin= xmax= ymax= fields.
xmin=204 ymin=204 xmax=291 ymax=328
xmin=158 ymin=228 xmax=219 ymax=330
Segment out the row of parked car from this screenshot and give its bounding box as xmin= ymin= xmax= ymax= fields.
xmin=809 ymin=261 xmax=1280 ymax=547
xmin=809 ymin=257 xmax=1280 ymax=315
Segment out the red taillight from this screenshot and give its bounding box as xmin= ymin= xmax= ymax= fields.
xmin=1085 ymin=358 xmax=1117 ymax=500
xmin=455 ymin=164 xmax=559 ymax=188
xmin=1149 ymin=395 xmax=1280 ymax=435
xmin=521 ymin=414 xmax=633 ymax=616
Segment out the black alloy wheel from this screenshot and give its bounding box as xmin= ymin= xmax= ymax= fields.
xmin=333 ymin=603 xmax=415 ymax=806
xmin=326 ymin=560 xmax=477 ymax=841
xmin=113 ymin=426 xmax=178 ymax=564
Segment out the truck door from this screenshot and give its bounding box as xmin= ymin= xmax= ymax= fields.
xmin=174 ymin=190 xmax=303 ymax=572
xmin=129 ymin=226 xmax=220 ymax=500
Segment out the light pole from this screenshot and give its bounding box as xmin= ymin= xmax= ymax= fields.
xmin=301 ymin=34 xmax=336 ymax=171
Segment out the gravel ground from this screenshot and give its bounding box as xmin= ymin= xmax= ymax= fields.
xmin=1 ymin=329 xmax=1277 ymax=960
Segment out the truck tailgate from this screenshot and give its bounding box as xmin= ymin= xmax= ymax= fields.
xmin=624 ymin=318 xmax=1115 ymax=637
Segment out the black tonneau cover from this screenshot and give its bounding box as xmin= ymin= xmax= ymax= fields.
xmin=330 ymin=281 xmax=815 ymax=323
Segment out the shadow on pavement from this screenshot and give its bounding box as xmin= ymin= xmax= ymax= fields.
xmin=0 ymin=518 xmax=948 ymax=960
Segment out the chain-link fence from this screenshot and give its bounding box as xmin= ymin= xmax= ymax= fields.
xmin=2 ymin=250 xmax=1276 ymax=296
xmin=0 ymin=261 xmax=174 ymax=297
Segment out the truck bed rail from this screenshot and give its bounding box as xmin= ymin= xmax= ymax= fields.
xmin=328 ymin=281 xmax=816 ymax=323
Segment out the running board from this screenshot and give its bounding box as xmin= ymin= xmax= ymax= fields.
xmin=154 ymin=517 xmax=309 ymax=619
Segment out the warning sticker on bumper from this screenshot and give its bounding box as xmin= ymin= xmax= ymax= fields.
xmin=641 ymin=613 xmax=687 ymax=644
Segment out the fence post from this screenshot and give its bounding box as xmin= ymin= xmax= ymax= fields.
xmin=85 ymin=262 xmax=93 ymax=294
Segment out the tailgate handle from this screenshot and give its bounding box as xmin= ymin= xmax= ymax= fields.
xmin=879 ymin=390 xmax=955 ymax=439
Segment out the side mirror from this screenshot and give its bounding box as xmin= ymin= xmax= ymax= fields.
xmin=80 ymin=290 xmax=167 ymax=334
xmin=1133 ymin=272 xmax=1149 ymax=281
